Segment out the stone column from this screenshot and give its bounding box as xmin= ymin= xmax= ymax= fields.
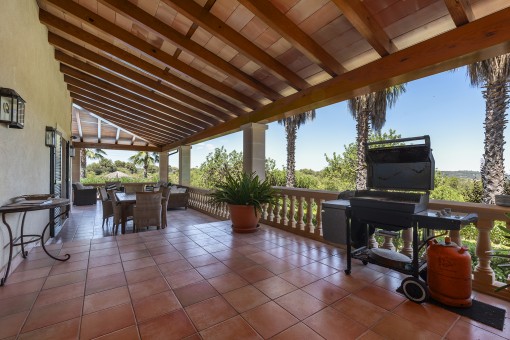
xmin=241 ymin=123 xmax=267 ymax=180
xmin=159 ymin=151 xmax=168 ymax=183
xmin=179 ymin=145 xmax=191 ymax=186
xmin=71 ymin=148 xmax=81 ymax=183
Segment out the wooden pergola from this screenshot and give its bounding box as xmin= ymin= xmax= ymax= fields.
xmin=37 ymin=0 xmax=510 ymax=152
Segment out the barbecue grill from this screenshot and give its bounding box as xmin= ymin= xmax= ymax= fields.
xmin=343 ymin=135 xmax=477 ymax=303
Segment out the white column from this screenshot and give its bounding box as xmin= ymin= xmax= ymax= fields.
xmin=179 ymin=145 xmax=191 ymax=186
xmin=241 ymin=123 xmax=267 ymax=180
xmin=71 ymin=149 xmax=81 ymax=183
xmin=159 ymin=151 xmax=168 ymax=183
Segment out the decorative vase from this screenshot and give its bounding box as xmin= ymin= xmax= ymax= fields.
xmin=228 ymin=204 xmax=261 ymax=233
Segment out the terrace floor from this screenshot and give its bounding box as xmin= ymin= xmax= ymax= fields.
xmin=0 ymin=205 xmax=509 ymax=339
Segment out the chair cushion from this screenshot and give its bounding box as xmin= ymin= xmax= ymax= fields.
xmin=74 ymin=182 xmax=84 ymax=190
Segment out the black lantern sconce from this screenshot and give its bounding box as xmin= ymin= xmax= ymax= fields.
xmin=0 ymin=88 xmax=26 ymax=129
xmin=45 ymin=126 xmax=56 ymax=147
xmin=69 ymin=145 xmax=76 ymax=157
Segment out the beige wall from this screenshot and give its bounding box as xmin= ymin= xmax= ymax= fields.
xmin=0 ymin=0 xmax=71 ymax=276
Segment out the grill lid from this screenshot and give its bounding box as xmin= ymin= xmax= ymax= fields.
xmin=365 ymin=135 xmax=435 ymax=191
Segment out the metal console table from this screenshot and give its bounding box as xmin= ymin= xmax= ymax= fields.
xmin=0 ymin=197 xmax=71 ymax=286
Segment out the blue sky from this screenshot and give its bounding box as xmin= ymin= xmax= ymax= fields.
xmin=106 ymin=67 xmax=510 ymax=172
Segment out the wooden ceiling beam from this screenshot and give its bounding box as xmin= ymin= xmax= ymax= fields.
xmin=40 ymin=12 xmax=247 ymax=113
xmin=161 ymin=0 xmax=309 ymax=90
xmin=331 ymin=0 xmax=394 ymax=56
xmin=162 ymin=7 xmax=510 ymax=150
xmin=68 ymin=87 xmax=187 ymax=139
xmin=115 ymin=128 xmax=120 ymax=144
xmin=74 ymin=142 xmax=161 ymax=152
xmin=238 ymin=0 xmax=345 ymax=76
xmin=62 ymin=70 xmax=200 ymax=133
xmin=98 ymin=0 xmax=282 ymax=100
xmin=49 ymin=33 xmax=233 ymax=122
xmin=39 ymin=3 xmax=268 ymax=106
xmin=55 ymin=52 xmax=215 ymax=127
xmin=71 ymin=95 xmax=181 ymax=140
xmin=444 ymin=0 xmax=474 ymax=27
xmin=73 ymin=99 xmax=171 ymax=144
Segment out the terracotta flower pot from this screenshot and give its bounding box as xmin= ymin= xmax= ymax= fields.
xmin=228 ymin=204 xmax=261 ymax=233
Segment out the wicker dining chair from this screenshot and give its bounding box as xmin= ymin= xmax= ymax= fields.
xmin=160 ymin=186 xmax=171 ymax=229
xmin=98 ymin=187 xmax=113 ymax=228
xmin=133 ymin=192 xmax=162 ymax=232
xmin=108 ymin=189 xmax=133 ymax=234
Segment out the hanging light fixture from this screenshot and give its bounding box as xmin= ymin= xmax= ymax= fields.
xmin=0 ymin=88 xmax=26 ymax=129
xmin=45 ymin=126 xmax=56 ymax=147
xmin=69 ymin=145 xmax=76 ymax=157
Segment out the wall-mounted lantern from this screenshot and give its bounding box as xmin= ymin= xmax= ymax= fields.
xmin=69 ymin=146 xmax=76 ymax=157
xmin=0 ymin=88 xmax=26 ymax=129
xmin=45 ymin=126 xmax=56 ymax=147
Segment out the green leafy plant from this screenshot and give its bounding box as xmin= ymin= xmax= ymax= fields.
xmin=208 ymin=171 xmax=277 ymax=216
xmin=487 ymin=212 xmax=510 ymax=292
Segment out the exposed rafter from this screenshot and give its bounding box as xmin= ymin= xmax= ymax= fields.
xmin=161 ymin=0 xmax=310 ymax=90
xmin=238 ymin=0 xmax=345 ymax=76
xmin=97 ymin=118 xmax=101 ymax=143
xmin=115 ymin=128 xmax=120 ymax=144
xmin=74 ymin=142 xmax=161 ymax=152
xmin=330 ymin=0 xmax=394 ymax=56
xmin=74 ymin=108 xmax=83 ymax=142
xmin=444 ymin=0 xmax=474 ymax=27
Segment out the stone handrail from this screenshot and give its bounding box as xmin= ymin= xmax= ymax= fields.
xmin=187 ymin=186 xmax=510 ymax=300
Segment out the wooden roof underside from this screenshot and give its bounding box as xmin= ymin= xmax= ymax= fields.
xmin=37 ymin=0 xmax=510 ymax=152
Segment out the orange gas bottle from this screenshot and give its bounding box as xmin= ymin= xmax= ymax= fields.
xmin=426 ymin=237 xmax=472 ymax=307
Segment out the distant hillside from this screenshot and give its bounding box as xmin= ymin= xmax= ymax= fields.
xmin=440 ymin=170 xmax=480 ymax=180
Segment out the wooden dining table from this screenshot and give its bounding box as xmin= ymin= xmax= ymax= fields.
xmin=115 ymin=192 xmax=165 ymax=234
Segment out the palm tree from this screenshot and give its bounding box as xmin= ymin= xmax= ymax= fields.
xmin=348 ymin=85 xmax=406 ymax=190
xmin=129 ymin=152 xmax=160 ymax=178
xmin=466 ymin=54 xmax=510 ymax=204
xmin=80 ymin=148 xmax=106 ymax=178
xmin=278 ymin=110 xmax=316 ymax=187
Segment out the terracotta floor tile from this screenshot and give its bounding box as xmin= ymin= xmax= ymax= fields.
xmin=331 ymin=295 xmax=388 ymax=327
xmin=245 ymin=251 xmax=279 ymax=264
xmin=34 ymin=281 xmax=85 ymax=308
xmin=158 ymin=259 xmax=193 ymax=276
xmin=301 ymin=279 xmax=349 ymax=304
xmin=282 ymin=254 xmax=315 ymax=267
xmin=221 ymin=257 xmax=258 ymax=271
xmin=350 ymin=266 xmax=385 ymax=283
xmin=14 ymin=258 xmax=55 ymax=273
xmin=128 ymin=276 xmax=169 ymax=301
xmin=94 ymin=325 xmax=140 ymax=340
xmin=260 ymin=258 xmax=296 ymax=275
xmin=87 ymin=263 xmax=124 ymax=280
xmin=357 ymin=330 xmax=386 ymax=340
xmin=253 ymin=276 xmax=297 ymax=299
xmin=86 ymin=272 xmax=127 ymax=295
xmin=0 ymin=311 xmax=29 ymax=339
xmin=0 ymin=278 xmax=46 ymax=300
xmin=49 ymin=259 xmax=88 ymax=276
xmin=80 ymin=303 xmax=135 ymax=340
xmin=0 ymin=292 xmax=38 ymax=318
xmin=173 ymin=280 xmax=218 ymax=307
xmin=122 ymin=257 xmax=156 ymax=272
xmin=124 ymin=265 xmax=162 ymax=284
xmin=185 ymin=296 xmax=238 ymax=330
xmin=393 ymin=300 xmax=460 ymax=336
xmin=371 ymin=313 xmax=442 ymax=340
xmin=187 ymin=254 xmax=219 ymax=267
xmin=278 ymin=268 xmax=320 ymax=288
xmin=233 ymin=245 xmax=262 ymax=255
xmin=323 ymin=272 xmax=370 ymax=293
xmin=275 ymin=290 xmax=326 ymax=320
xmin=132 ymin=290 xmax=181 ymax=322
xmin=90 ymin=241 xmax=117 ymax=250
xmin=120 ymin=249 xmax=151 ymax=262
xmin=18 ymin=317 xmax=80 ymax=340
xmin=271 ymin=322 xmax=323 ymax=340
xmin=200 ymin=315 xmax=261 ymax=340
xmin=318 ymin=255 xmax=345 ymax=270
xmin=210 ymin=249 xmax=244 ymax=261
xmin=148 ymin=244 xmax=177 ymax=256
xmin=304 ymin=306 xmax=367 ymax=340
xmin=242 ymin=301 xmax=298 ymax=338
xmin=138 ymin=309 xmax=196 ymax=340
xmin=88 ymin=254 xmax=121 ymax=268
xmin=42 ymin=270 xmax=87 ymax=290
xmin=300 ymin=262 xmax=338 ymax=278
xmin=207 ymin=272 xmax=249 ymax=293
xmin=265 ymin=247 xmax=296 ymax=259
xmin=22 ymin=296 xmax=83 ymax=333
xmin=372 ymin=274 xmax=405 ymax=292
xmin=90 ymin=247 xmax=119 ymax=258
xmin=6 ymin=266 xmax=52 ymax=284
xmin=223 ymin=285 xmax=270 ymax=313
xmin=179 ymin=247 xmax=209 ymax=258
xmin=459 ymin=314 xmax=510 ymax=338
xmin=166 ymin=268 xmax=204 ymax=289
xmin=195 ymin=262 xmax=231 ymax=279
xmin=84 ymin=286 xmax=131 ymax=314
xmin=237 ymin=265 xmax=275 ymax=283
xmin=118 ymin=243 xmax=146 ymax=254
xmin=353 ymin=285 xmax=406 ymax=311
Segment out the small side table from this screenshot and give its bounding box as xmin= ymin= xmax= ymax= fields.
xmin=0 ymin=198 xmax=71 ymax=286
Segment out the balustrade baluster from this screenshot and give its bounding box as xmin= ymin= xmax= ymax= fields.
xmin=381 ymin=236 xmax=395 ymax=251
xmin=289 ymin=196 xmax=296 ymax=229
xmin=400 ymin=228 xmax=413 ymax=257
xmin=275 ymin=197 xmax=281 ymax=224
xmin=449 ymin=229 xmax=461 ymax=246
xmin=315 ymin=199 xmax=324 ymax=236
xmin=306 ymin=197 xmax=314 ymax=233
xmin=368 ymin=233 xmax=379 ymax=249
xmin=282 ymin=195 xmax=288 ymax=226
xmin=474 ymin=220 xmax=495 ymax=285
xmin=297 ymin=197 xmax=305 ymax=230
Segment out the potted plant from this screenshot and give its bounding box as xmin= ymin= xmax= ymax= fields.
xmin=208 ymin=171 xmax=277 ymax=233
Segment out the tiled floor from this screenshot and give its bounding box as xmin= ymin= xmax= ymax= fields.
xmin=0 ymin=205 xmax=509 ymax=339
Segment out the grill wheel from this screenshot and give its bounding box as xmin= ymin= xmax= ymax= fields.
xmin=401 ymin=277 xmax=429 ymax=303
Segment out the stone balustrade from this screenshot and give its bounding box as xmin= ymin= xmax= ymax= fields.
xmin=187 ymin=186 xmax=510 ymax=301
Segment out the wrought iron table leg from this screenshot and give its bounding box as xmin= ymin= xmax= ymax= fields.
xmin=20 ymin=212 xmax=28 ymax=258
xmin=40 ymin=210 xmax=70 ymax=262
xmin=1 ymin=213 xmax=14 ymax=286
